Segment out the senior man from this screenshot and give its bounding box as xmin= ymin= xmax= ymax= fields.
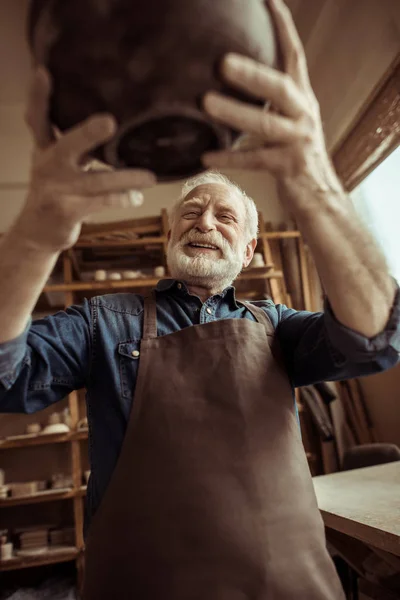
xmin=1 ymin=0 xmax=399 ymax=598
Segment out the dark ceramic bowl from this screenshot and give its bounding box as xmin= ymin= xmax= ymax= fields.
xmin=28 ymin=0 xmax=278 ymax=181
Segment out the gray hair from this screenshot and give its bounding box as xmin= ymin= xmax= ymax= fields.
xmin=169 ymin=171 xmax=259 ymax=241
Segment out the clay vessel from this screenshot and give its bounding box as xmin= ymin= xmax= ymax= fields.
xmin=28 ymin=0 xmax=278 ymax=181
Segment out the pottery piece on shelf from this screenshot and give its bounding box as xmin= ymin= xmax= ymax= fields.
xmin=0 ymin=469 xmax=4 ymax=487
xmin=77 ymin=417 xmax=88 ymax=430
xmin=109 ymin=272 xmax=122 ymax=281
xmin=9 ymin=482 xmax=39 ymax=497
xmin=61 ymin=527 xmax=75 ymax=546
xmin=28 ymin=0 xmax=278 ymax=181
xmin=0 ymin=543 xmax=13 ymax=560
xmin=26 ymin=423 xmax=42 ymax=435
xmin=61 ymin=408 xmax=72 ymax=428
xmin=49 ymin=527 xmax=75 ymax=546
xmin=250 ymin=253 xmax=265 ymax=269
xmin=154 ymin=266 xmax=166 ymax=278
xmin=48 ymin=412 xmax=62 ymax=425
xmin=0 ymin=486 xmax=9 ymax=500
xmin=51 ymin=474 xmax=73 ymax=490
xmin=41 ymin=423 xmax=70 ymax=434
xmin=122 ymin=270 xmax=140 ymax=279
xmin=94 ymin=270 xmax=107 ymax=281
xmin=49 ymin=529 xmax=64 ymax=546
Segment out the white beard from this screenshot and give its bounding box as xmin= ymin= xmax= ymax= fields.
xmin=167 ymin=230 xmax=245 ymax=292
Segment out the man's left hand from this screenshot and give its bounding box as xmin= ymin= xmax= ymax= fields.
xmin=202 ymin=0 xmax=342 ymax=203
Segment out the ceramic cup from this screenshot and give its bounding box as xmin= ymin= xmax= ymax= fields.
xmin=251 ymin=253 xmax=265 ymax=268
xmin=26 ymin=423 xmax=41 ymax=435
xmin=109 ymin=272 xmax=122 ymax=281
xmin=154 ymin=266 xmax=166 ymax=278
xmin=94 ymin=270 xmax=107 ymax=281
xmin=1 ymin=543 xmax=13 ymax=560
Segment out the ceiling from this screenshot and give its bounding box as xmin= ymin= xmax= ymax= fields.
xmin=0 ymin=0 xmax=399 ymax=231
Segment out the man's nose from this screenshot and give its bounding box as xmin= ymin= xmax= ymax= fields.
xmin=195 ymin=211 xmax=216 ymax=233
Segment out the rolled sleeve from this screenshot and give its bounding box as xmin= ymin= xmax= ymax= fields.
xmin=267 ymin=283 xmax=400 ymax=388
xmin=323 ymin=284 xmax=400 ymax=362
xmin=0 ymin=300 xmax=92 ymax=414
xmin=0 ymin=318 xmax=32 ymax=390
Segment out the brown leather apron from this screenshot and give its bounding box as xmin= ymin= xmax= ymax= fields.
xmin=83 ymin=292 xmax=344 ymax=599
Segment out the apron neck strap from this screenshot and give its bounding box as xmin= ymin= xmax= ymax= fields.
xmin=240 ymin=301 xmax=275 ymax=336
xmin=143 ymin=292 xmax=158 ymax=339
xmin=142 ymin=295 xmax=275 ymax=339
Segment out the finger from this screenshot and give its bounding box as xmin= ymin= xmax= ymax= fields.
xmin=221 ymin=53 xmax=305 ymax=119
xmin=55 ymin=114 xmax=118 ymax=165
xmin=25 ymin=67 xmax=55 ymax=149
xmin=71 ymin=169 xmax=157 ymax=196
xmin=202 ymin=147 xmax=287 ymax=175
xmin=266 ymin=0 xmax=311 ymax=91
xmin=204 ymin=91 xmax=300 ymax=144
xmin=87 ymin=190 xmax=145 ymax=212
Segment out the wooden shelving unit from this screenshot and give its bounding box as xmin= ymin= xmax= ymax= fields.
xmin=1 ymin=208 xmax=320 ymax=589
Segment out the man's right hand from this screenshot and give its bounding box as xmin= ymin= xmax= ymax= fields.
xmin=14 ymin=67 xmax=157 ymax=252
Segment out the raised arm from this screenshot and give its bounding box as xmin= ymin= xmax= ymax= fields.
xmin=0 ymin=67 xmax=156 ymax=345
xmin=202 ymin=0 xmax=397 ymax=339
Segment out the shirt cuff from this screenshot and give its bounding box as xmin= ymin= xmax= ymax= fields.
xmin=323 ymin=283 xmax=400 ymax=363
xmin=0 ymin=318 xmax=32 ymax=388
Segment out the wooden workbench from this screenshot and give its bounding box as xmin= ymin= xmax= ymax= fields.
xmin=313 ymin=462 xmax=400 ymax=599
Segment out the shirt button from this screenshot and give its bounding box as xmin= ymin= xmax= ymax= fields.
xmin=206 ymin=307 xmax=212 ymax=315
xmin=131 ymin=350 xmax=140 ymax=358
xmin=177 ymin=283 xmax=182 ymax=290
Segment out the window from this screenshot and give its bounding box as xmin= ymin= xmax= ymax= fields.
xmin=351 ymin=146 xmax=400 ymax=283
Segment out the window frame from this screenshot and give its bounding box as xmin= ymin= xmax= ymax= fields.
xmin=332 ymin=55 xmax=400 ymax=192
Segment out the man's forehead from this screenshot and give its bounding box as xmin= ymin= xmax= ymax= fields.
xmin=183 ymin=183 xmax=243 ymax=208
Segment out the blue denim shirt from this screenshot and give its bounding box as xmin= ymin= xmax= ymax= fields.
xmin=1 ymin=278 xmax=400 ymax=534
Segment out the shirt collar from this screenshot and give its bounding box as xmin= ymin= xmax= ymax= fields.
xmin=156 ymin=279 xmax=239 ymax=308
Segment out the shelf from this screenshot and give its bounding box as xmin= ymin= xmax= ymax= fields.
xmin=44 ymin=277 xmax=162 ymax=292
xmin=262 ymin=231 xmax=300 ymax=239
xmin=75 ymin=236 xmax=167 ymax=248
xmin=0 ymin=546 xmax=79 ymax=572
xmin=0 ymin=430 xmax=88 ymax=450
xmin=76 ymin=486 xmax=87 ymax=497
xmin=74 ymin=232 xmax=300 ymax=246
xmin=0 ymin=486 xmax=87 ymax=507
xmin=240 ymin=270 xmax=283 ymax=281
xmin=43 ymin=271 xmax=283 ymax=293
xmin=0 ymin=488 xmax=75 ymax=507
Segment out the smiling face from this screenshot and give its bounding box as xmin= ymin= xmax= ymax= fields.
xmin=167 ymin=183 xmax=257 ymax=292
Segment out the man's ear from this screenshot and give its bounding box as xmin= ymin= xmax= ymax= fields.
xmin=242 ymin=238 xmax=258 ymax=268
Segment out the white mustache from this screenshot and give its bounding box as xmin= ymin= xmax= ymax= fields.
xmin=179 ymin=230 xmax=232 ymax=254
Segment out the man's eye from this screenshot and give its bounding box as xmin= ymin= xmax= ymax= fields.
xmin=219 ymin=214 xmax=233 ymax=222
xmin=184 ymin=212 xmax=200 ymax=218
